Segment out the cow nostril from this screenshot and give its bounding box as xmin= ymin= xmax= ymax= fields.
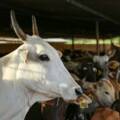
xmin=75 ymin=88 xmax=83 ymax=96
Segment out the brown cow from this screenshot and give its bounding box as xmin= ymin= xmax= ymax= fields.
xmin=91 ymin=107 xmax=120 ymax=120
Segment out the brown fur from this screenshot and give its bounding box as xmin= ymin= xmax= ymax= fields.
xmin=110 ymin=79 xmax=120 ymax=99
xmin=91 ymin=107 xmax=120 ymax=120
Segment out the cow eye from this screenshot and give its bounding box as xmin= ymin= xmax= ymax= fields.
xmin=105 ymin=91 xmax=109 ymax=95
xmin=39 ymin=54 xmax=50 ymax=61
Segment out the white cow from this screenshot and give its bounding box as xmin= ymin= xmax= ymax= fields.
xmin=0 ymin=11 xmax=91 ymax=120
xmin=93 ymin=54 xmax=109 ymax=78
xmin=93 ymin=55 xmax=109 ymax=68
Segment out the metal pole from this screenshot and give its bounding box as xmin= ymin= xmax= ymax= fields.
xmin=72 ymin=36 xmax=75 ymax=51
xmin=110 ymin=39 xmax=113 ymax=48
xmin=119 ymin=37 xmax=120 ymax=45
xmin=67 ymin=0 xmax=120 ymax=25
xmin=96 ymin=21 xmax=100 ymax=55
xmin=103 ymin=39 xmax=105 ymax=52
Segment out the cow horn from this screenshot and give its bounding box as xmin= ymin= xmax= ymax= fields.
xmin=10 ymin=10 xmax=26 ymax=40
xmin=32 ymin=15 xmax=39 ymax=36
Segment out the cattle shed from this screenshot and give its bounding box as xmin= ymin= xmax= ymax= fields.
xmin=0 ymin=1 xmax=120 ymax=120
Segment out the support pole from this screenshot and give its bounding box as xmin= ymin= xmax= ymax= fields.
xmin=119 ymin=37 xmax=120 ymax=45
xmin=96 ymin=21 xmax=100 ymax=55
xmin=103 ymin=39 xmax=105 ymax=52
xmin=71 ymin=36 xmax=75 ymax=51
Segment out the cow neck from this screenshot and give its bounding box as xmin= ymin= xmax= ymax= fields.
xmin=1 ymin=48 xmax=21 ymax=81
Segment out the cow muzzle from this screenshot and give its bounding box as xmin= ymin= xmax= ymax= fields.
xmin=75 ymin=88 xmax=83 ymax=96
xmin=76 ymin=93 xmax=92 ymax=108
xmin=73 ymin=88 xmax=92 ymax=108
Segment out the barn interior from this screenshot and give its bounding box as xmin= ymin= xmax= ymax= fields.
xmin=0 ymin=1 xmax=120 ymax=120
xmin=0 ymin=0 xmax=120 ymax=55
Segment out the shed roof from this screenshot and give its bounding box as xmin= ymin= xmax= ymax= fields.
xmin=0 ymin=0 xmax=120 ymax=38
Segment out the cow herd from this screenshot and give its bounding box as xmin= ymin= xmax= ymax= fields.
xmin=61 ymin=46 xmax=120 ymax=120
xmin=0 ymin=10 xmax=120 ymax=120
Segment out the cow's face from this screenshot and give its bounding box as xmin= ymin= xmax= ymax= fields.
xmin=93 ymin=54 xmax=109 ymax=69
xmin=108 ymin=44 xmax=120 ymax=62
xmin=94 ymin=80 xmax=115 ymax=106
xmin=10 ymin=11 xmax=91 ymax=102
xmin=76 ymin=62 xmax=103 ymax=82
xmin=77 ymin=62 xmax=97 ymax=82
xmin=18 ymin=35 xmax=83 ymax=100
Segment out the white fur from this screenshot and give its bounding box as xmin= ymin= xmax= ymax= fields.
xmin=93 ymin=55 xmax=109 ymax=68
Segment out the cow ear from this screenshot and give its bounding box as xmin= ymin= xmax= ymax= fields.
xmin=57 ymin=50 xmax=63 ymax=58
xmin=97 ymin=81 xmax=103 ymax=87
xmin=19 ymin=48 xmax=29 ymax=63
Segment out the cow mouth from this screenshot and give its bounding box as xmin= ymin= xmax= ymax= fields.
xmin=73 ymin=94 xmax=92 ymax=108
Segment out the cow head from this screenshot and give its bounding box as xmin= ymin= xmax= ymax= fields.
xmin=10 ymin=11 xmax=92 ymax=105
xmin=108 ymin=43 xmax=120 ymax=62
xmin=76 ymin=62 xmax=103 ymax=82
xmin=93 ymin=80 xmax=115 ymax=106
xmin=93 ymin=54 xmax=109 ymax=69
